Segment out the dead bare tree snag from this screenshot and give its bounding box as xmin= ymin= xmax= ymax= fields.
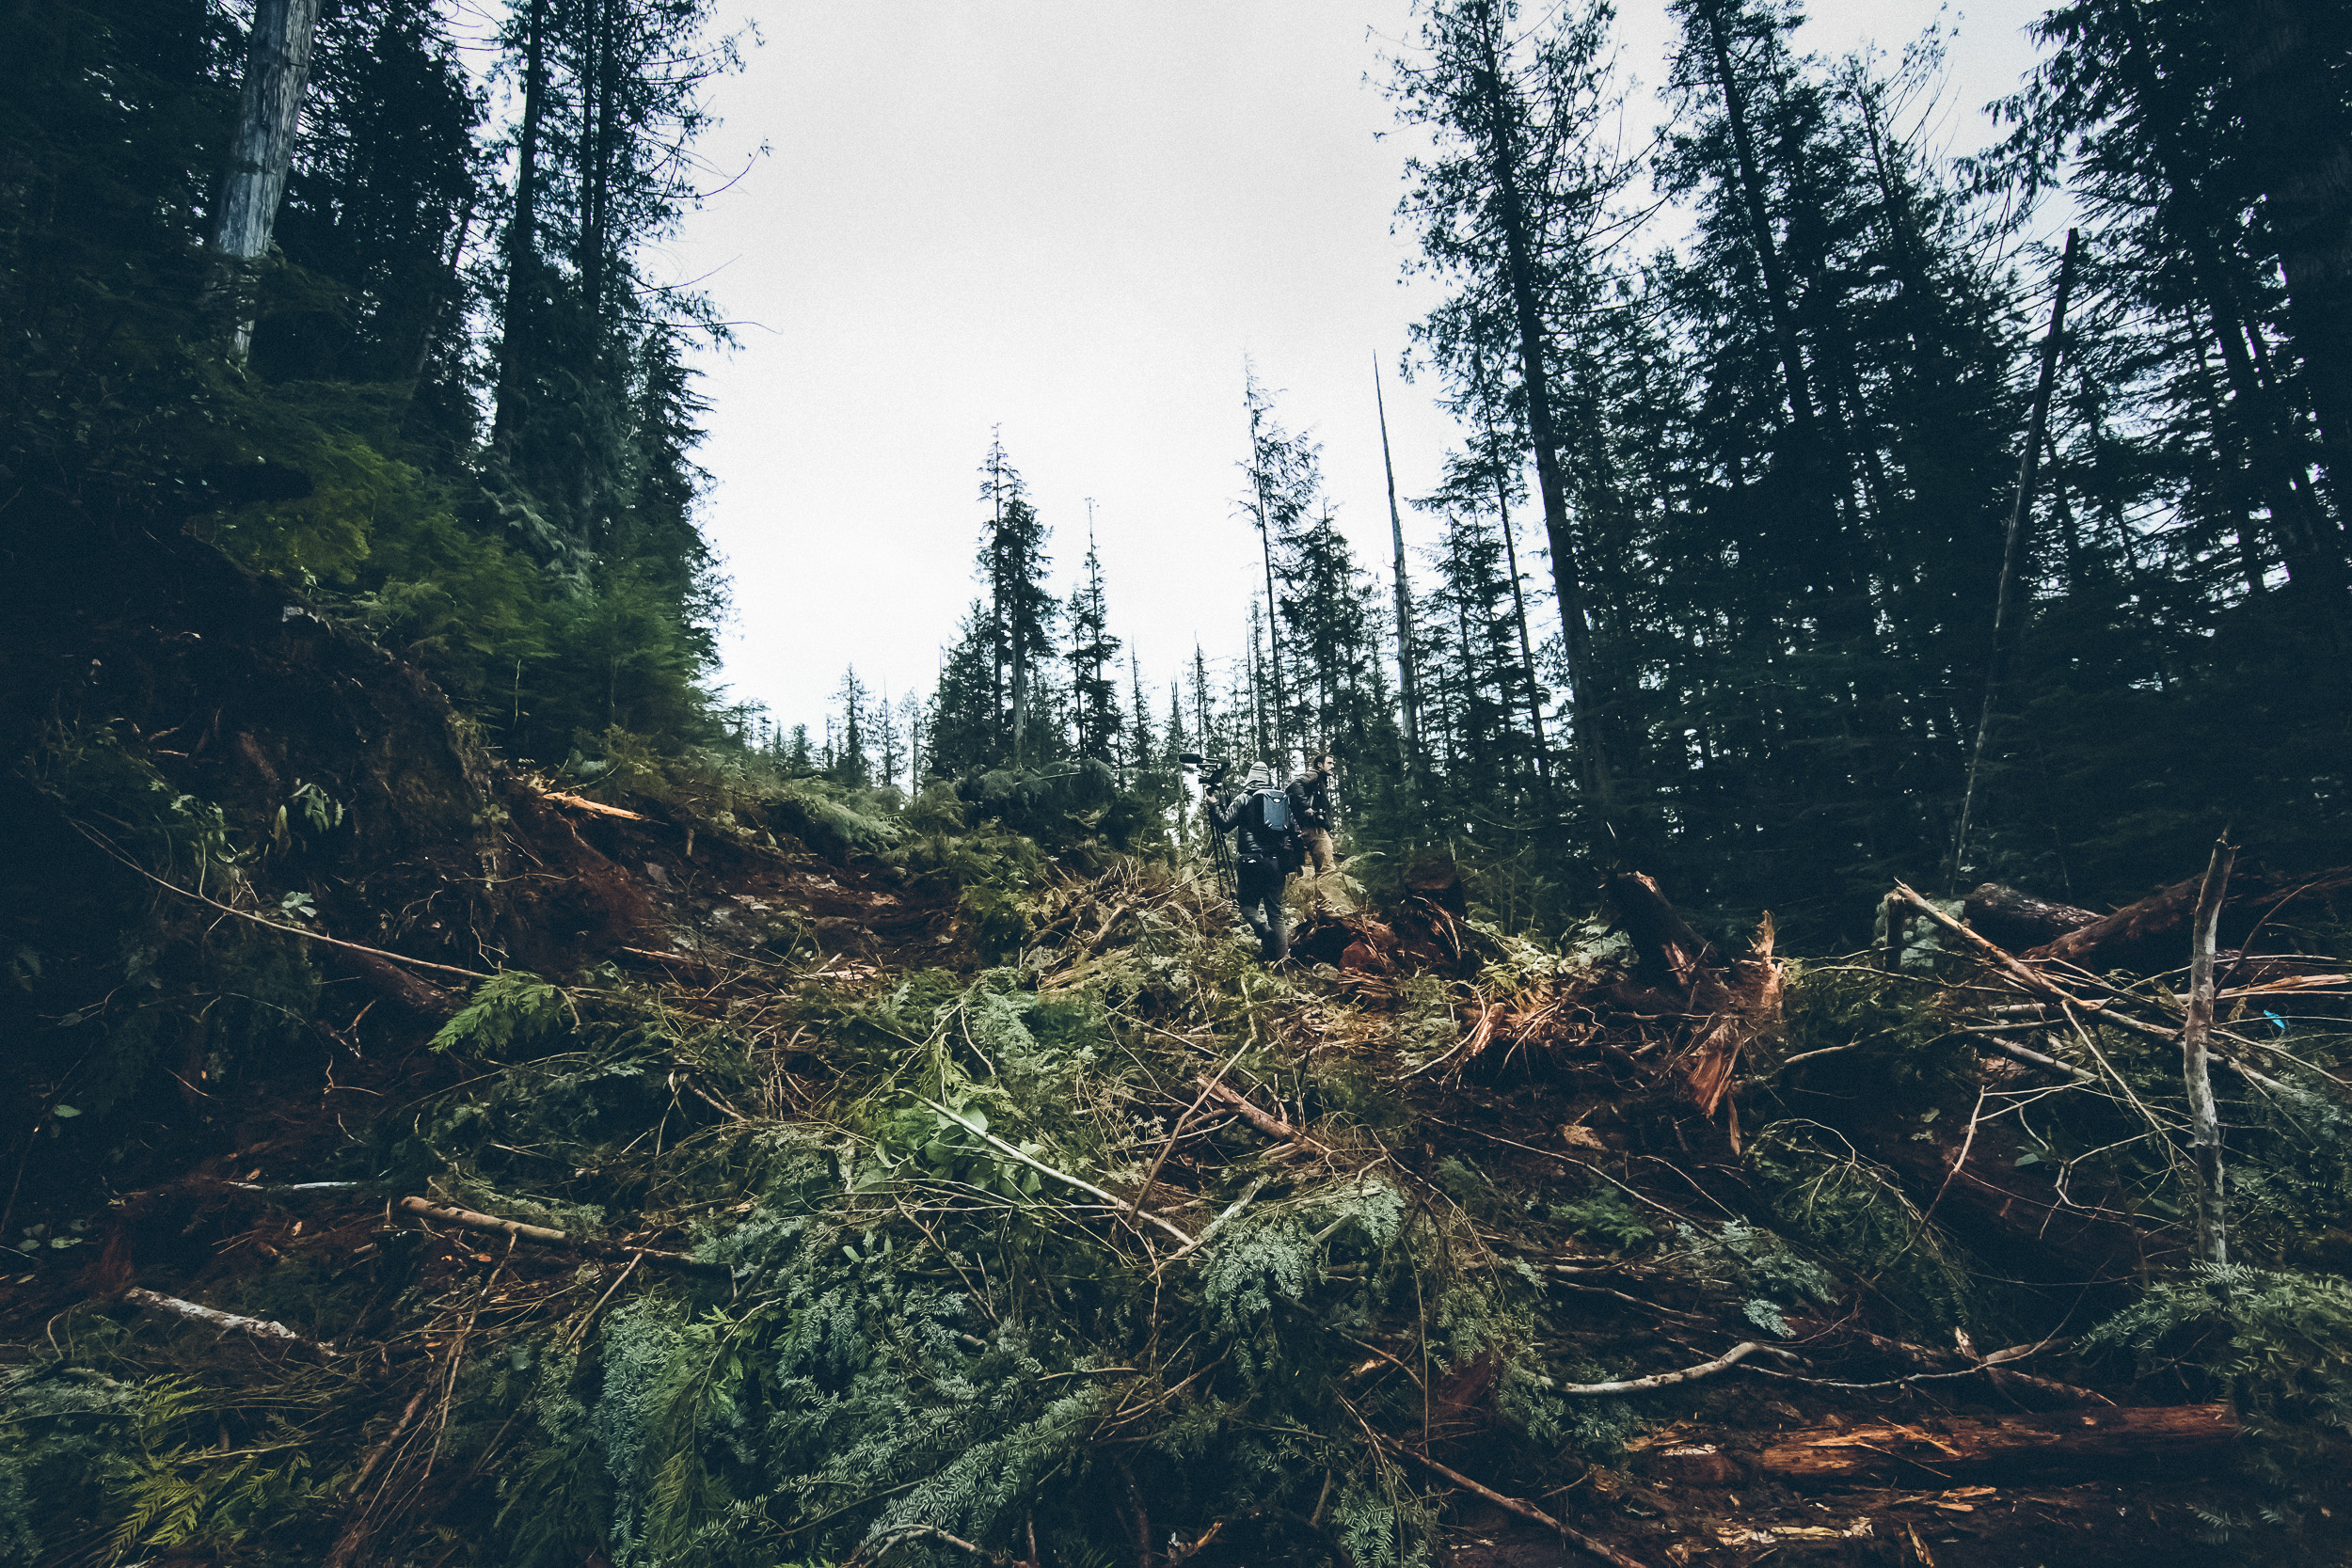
xmin=1951 ymin=229 xmax=2082 ymax=886
xmin=2184 ymin=836 xmax=2237 ymax=1264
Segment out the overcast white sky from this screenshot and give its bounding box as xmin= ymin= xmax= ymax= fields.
xmin=662 ymin=0 xmax=2054 ymax=735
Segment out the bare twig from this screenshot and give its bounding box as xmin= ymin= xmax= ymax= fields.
xmin=917 ymin=1100 xmax=1193 ymax=1246
xmin=1378 ymin=1439 xmax=1652 ymax=1568
xmin=1541 ymin=1339 xmax=1798 ymax=1395
xmin=399 ymin=1196 xmax=725 ymax=1273
xmin=1193 ymin=1077 xmax=1327 ymax=1154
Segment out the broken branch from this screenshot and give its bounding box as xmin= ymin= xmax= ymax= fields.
xmin=125 ymin=1287 xmax=338 ymax=1358
xmin=1379 ymin=1439 xmax=1652 ymax=1568
xmin=1545 ymin=1339 xmax=1797 ymax=1395
xmin=916 ymin=1101 xmax=1194 ymax=1246
xmin=397 ymin=1196 xmax=726 ymax=1273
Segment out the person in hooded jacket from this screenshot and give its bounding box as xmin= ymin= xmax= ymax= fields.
xmin=1210 ymin=762 xmax=1301 ymax=961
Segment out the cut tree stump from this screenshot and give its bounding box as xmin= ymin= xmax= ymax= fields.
xmin=1754 ymin=1403 xmax=2236 ymax=1481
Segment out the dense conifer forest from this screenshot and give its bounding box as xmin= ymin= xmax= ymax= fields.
xmin=3 ymin=1 xmax=2350 ymax=1565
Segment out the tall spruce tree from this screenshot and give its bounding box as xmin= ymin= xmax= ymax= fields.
xmin=1067 ymin=521 xmax=1122 ymax=767
xmin=1386 ymin=0 xmax=1635 ymax=833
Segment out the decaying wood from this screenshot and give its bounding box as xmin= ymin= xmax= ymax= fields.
xmin=125 ymin=1286 xmax=338 ymax=1357
xmin=2026 ymin=863 xmax=2352 ymax=974
xmin=1192 ymin=1077 xmax=1327 ymax=1154
xmin=1889 ymin=883 xmax=2178 ymax=1046
xmin=1379 ymin=1439 xmax=1653 ymax=1568
xmin=398 ymin=1196 xmax=726 ymax=1273
xmin=540 ymin=788 xmax=655 ymax=822
xmin=1963 ymin=882 xmax=2100 ymax=951
xmin=1608 ymin=871 xmax=1716 ymax=987
xmin=2183 ymin=837 xmax=2235 ymax=1264
xmin=326 ymin=944 xmax=458 ymax=1019
xmin=1754 ymin=1402 xmax=2237 ymax=1481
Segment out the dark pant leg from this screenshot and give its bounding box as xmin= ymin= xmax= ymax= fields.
xmin=1236 ymin=860 xmax=1289 ymax=962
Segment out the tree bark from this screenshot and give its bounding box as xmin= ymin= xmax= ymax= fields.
xmin=1374 ymin=356 xmax=1423 ymax=765
xmin=491 ymin=0 xmax=551 ymax=451
xmin=211 ymin=0 xmax=324 ymax=360
xmin=2026 ymin=863 xmax=2352 ymax=974
xmin=1472 ymin=21 xmax=1616 ymax=822
xmin=2182 ymin=836 xmax=2235 ymax=1265
xmin=1753 ymin=1404 xmax=2236 ymax=1482
xmin=1961 ymin=882 xmax=2099 ymax=953
xmin=213 ymin=0 xmax=324 ymax=264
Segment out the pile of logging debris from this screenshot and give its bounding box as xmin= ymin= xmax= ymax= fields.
xmin=8 ymin=678 xmax=2352 ymax=1568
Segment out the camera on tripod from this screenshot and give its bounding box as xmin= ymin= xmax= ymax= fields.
xmin=1177 ymin=752 xmax=1233 ymax=791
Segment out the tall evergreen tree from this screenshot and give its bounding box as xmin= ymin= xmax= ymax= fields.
xmin=1067 ymin=521 xmax=1121 ymax=767
xmin=1386 ymin=0 xmax=1634 ymax=832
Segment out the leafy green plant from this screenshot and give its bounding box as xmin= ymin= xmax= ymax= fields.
xmin=431 ymin=972 xmax=568 ymax=1056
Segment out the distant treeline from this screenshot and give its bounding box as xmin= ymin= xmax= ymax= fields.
xmin=9 ymin=0 xmax=2346 ymax=950
xmin=782 ymin=0 xmax=2352 ymax=947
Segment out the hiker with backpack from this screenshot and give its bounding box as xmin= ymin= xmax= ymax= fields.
xmin=1210 ymin=762 xmax=1303 ymax=962
xmin=1287 ymin=752 xmax=1337 ymax=879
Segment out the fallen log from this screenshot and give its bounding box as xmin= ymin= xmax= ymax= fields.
xmin=2026 ymin=865 xmax=2352 ymax=974
xmin=398 ymin=1196 xmax=728 ymax=1274
xmin=125 ymin=1287 xmax=339 ymax=1358
xmin=1753 ymin=1402 xmax=2236 ymax=1481
xmin=1870 ymin=1105 xmax=2183 ymax=1279
xmin=325 ymin=944 xmax=459 ymax=1020
xmin=1963 ymin=883 xmax=2099 ymax=951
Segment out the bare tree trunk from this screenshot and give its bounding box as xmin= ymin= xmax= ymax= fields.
xmin=1472 ymin=22 xmax=1616 ymax=822
xmin=1700 ymin=2 xmax=1820 ymax=469
xmin=1951 ymin=230 xmax=2079 ymax=886
xmin=1374 ymin=356 xmax=1423 ymax=766
xmin=1470 ymin=353 xmax=1550 ymax=787
xmin=2183 ymin=834 xmax=2235 ymax=1266
xmin=1244 ymin=372 xmax=1291 ymax=765
xmin=211 ymin=0 xmax=325 ymax=359
xmin=2232 ymin=0 xmax=2352 ymax=512
xmin=491 ymin=0 xmax=551 ymax=451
